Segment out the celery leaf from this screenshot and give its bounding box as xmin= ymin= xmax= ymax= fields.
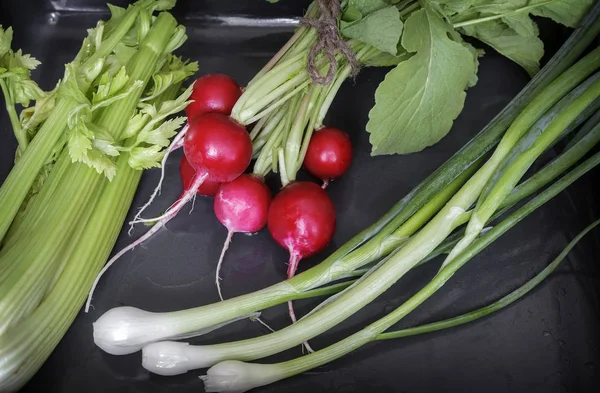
xmin=128 ymin=145 xmax=165 ymax=170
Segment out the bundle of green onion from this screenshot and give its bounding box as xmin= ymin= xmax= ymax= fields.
xmin=0 ymin=1 xmax=197 ymax=390
xmin=92 ymin=3 xmax=600 ymax=392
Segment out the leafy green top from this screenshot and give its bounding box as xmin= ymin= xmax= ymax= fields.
xmin=327 ymin=0 xmax=594 ymax=155
xmin=367 ymin=6 xmax=476 ymax=154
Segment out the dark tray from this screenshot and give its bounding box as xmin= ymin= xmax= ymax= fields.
xmin=1 ymin=1 xmax=599 ymax=392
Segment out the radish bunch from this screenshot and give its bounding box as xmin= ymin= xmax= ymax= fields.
xmin=87 ymin=69 xmax=355 ymax=328
xmin=87 ymin=74 xmax=261 ymax=307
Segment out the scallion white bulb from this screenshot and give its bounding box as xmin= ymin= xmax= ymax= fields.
xmin=200 ymin=360 xmax=283 ymax=393
xmin=142 ymin=341 xmax=223 ymax=375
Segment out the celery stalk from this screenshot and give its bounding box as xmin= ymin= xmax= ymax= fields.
xmin=0 ymin=5 xmax=143 ymax=241
xmin=0 ymin=157 xmax=142 ymax=392
xmin=0 ymin=12 xmax=178 ymax=333
xmin=0 ymin=74 xmax=184 ymax=392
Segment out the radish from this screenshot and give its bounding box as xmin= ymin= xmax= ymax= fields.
xmin=268 ymin=181 xmax=335 ymax=350
xmin=86 ymin=113 xmax=252 ymax=312
xmin=268 ymin=182 xmax=336 ymax=266
xmin=185 ymin=74 xmax=242 ymax=122
xmin=132 ymin=74 xmax=242 ymax=226
xmin=303 ymin=127 xmax=353 ymax=188
xmin=179 ymin=155 xmax=220 ymax=198
xmin=213 ymin=174 xmax=271 ymax=300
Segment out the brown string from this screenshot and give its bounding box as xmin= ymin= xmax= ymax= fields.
xmin=301 ymin=0 xmax=359 ymax=85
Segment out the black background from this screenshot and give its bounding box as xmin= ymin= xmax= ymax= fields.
xmin=1 ymin=1 xmax=599 ymax=392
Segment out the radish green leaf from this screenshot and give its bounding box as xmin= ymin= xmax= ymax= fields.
xmin=366 ymin=7 xmax=476 ymax=155
xmin=341 ymin=6 xmax=403 ymax=55
xmin=460 ymin=19 xmax=543 ymax=76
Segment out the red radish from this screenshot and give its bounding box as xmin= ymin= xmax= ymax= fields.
xmin=213 ymin=175 xmax=271 ymax=300
xmin=86 ymin=113 xmax=252 ymax=312
xmin=132 ymin=74 xmax=242 ymax=226
xmin=267 ymin=181 xmax=335 ymax=340
xmin=185 ymin=74 xmax=242 ymax=122
xmin=179 ymin=155 xmax=220 ymax=197
xmin=184 ymin=114 xmax=252 ymax=181
xmin=303 ymin=126 xmax=353 ymax=188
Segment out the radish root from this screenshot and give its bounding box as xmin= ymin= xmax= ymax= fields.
xmin=129 ymin=124 xmax=189 ymax=235
xmin=286 ymin=252 xmax=315 ymax=353
xmin=215 ymin=230 xmax=234 ymax=301
xmin=85 ymin=172 xmax=207 ymax=313
xmin=216 ymin=230 xmax=275 ymax=332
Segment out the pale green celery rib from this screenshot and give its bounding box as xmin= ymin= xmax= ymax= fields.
xmin=0 ymin=5 xmax=142 ymax=242
xmin=0 ymin=79 xmax=27 ymax=150
xmin=0 ymin=157 xmax=143 ymax=393
xmin=2 ymin=153 xmax=71 ymax=251
xmin=0 ymin=99 xmax=73 ymax=241
xmin=0 ymin=12 xmax=178 ymax=333
xmin=0 ymin=82 xmax=185 ymax=393
xmin=0 ymin=165 xmax=104 ymax=334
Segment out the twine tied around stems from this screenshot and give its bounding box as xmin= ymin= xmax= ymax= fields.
xmin=301 ymin=0 xmax=359 ymax=85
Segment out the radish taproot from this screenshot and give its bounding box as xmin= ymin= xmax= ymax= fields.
xmin=268 ymin=181 xmax=335 ymax=341
xmin=180 ymin=155 xmax=220 ymax=198
xmin=85 ymin=113 xmax=252 ymax=312
xmin=213 ymin=174 xmax=271 ymax=300
xmin=304 ymin=127 xmax=353 ymax=188
xmin=186 ymin=74 xmax=242 ymax=122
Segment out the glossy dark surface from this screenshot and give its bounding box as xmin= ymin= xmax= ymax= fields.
xmin=0 ymin=1 xmax=599 ymax=393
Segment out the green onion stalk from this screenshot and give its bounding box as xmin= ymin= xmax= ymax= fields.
xmin=139 ymin=112 xmax=600 ymax=377
xmin=0 ymin=11 xmax=181 ymax=335
xmin=138 ymin=62 xmax=600 ymax=369
xmin=442 ymin=67 xmax=600 ymax=268
xmin=200 ymin=153 xmax=600 ymax=393
xmin=92 ymin=11 xmax=600 ymax=356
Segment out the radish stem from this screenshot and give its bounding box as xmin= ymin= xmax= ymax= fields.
xmin=286 ymin=250 xmax=315 ymax=354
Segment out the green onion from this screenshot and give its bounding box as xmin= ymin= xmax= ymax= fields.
xmin=376 ymin=218 xmax=600 ymax=340
xmin=199 ymin=152 xmax=600 ymax=393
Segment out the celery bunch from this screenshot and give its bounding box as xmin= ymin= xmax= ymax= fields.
xmin=0 ymin=1 xmax=197 ymax=390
